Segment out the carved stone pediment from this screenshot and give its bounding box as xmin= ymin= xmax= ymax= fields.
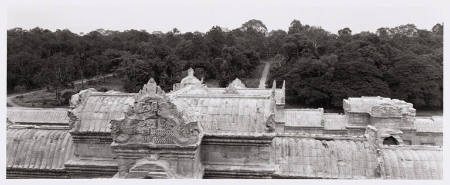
xmin=111 ymin=79 xmax=202 ymax=146
xmin=370 ymin=103 xmax=403 ymax=118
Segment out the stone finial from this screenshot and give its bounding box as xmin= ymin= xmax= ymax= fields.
xmin=272 ymin=80 xmax=276 ymax=89
xmin=228 ymin=78 xmax=246 ymax=89
xmin=135 ymin=78 xmax=167 ymax=101
xmin=188 ymin=68 xmax=194 ymax=76
xmin=282 ymin=80 xmax=285 ymax=90
xmin=180 ymin=68 xmax=201 ymax=87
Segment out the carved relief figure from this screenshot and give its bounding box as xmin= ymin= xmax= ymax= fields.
xmin=370 ymin=103 xmax=403 ymax=117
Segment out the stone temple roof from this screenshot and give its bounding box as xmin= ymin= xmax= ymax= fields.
xmin=7 ymin=128 xmax=75 ymax=172
xmin=4 ymin=73 xmax=443 ymax=179
xmin=381 ymin=146 xmax=442 ymax=179
xmin=272 ymin=136 xmax=443 ymax=179
xmin=273 ymin=137 xmax=377 ymax=178
xmin=7 ymin=107 xmax=70 ymax=125
xmin=171 ymin=94 xmax=273 ymax=134
xmin=71 ymin=92 xmax=135 ymax=133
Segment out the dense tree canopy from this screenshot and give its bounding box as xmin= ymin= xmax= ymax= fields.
xmin=7 ymin=20 xmax=443 ymax=109
xmin=270 ymin=21 xmax=443 ymax=109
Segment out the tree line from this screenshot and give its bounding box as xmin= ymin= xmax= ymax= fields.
xmin=7 ymin=20 xmax=443 ymax=109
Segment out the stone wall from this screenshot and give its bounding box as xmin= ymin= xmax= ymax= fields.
xmin=201 ymin=134 xmax=275 ymax=178
xmin=271 ymin=136 xmax=378 ymax=179
xmin=64 ymin=134 xmax=118 ymax=178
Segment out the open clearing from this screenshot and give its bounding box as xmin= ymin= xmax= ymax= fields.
xmin=8 ymin=75 xmax=123 ymax=108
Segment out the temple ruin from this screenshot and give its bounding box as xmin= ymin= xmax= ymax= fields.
xmin=6 ymin=68 xmax=443 ymax=179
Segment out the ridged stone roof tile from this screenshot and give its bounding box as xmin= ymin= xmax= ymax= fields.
xmin=381 ymin=147 xmax=442 ymax=179
xmin=7 ymin=107 xmax=69 ymax=125
xmin=7 ymin=128 xmax=75 ymax=171
xmin=172 ymin=96 xmax=272 ymax=133
xmin=75 ymin=94 xmax=135 ymax=133
xmin=272 ymin=137 xmax=377 ymax=179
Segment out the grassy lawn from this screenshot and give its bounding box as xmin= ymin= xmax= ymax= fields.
xmin=11 ymin=76 xmax=125 ymax=108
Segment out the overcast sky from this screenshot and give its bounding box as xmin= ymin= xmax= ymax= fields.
xmin=7 ymin=0 xmax=445 ymax=34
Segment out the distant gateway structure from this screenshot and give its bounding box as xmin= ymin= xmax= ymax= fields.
xmin=6 ymin=68 xmax=443 ymax=179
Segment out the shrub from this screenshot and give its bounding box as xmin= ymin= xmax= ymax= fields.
xmin=61 ymin=91 xmax=75 ymax=106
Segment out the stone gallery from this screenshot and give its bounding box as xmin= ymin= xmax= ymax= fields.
xmin=6 ymin=68 xmax=443 ymax=179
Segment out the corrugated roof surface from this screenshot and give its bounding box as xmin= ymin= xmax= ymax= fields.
xmin=7 ymin=128 xmax=74 ymax=171
xmin=414 ymin=116 xmax=442 ymax=133
xmin=283 ymin=109 xmax=323 ymax=127
xmin=75 ymin=94 xmax=135 ymax=133
xmin=172 ymin=96 xmax=272 ymax=133
xmin=323 ymin=113 xmax=348 ymax=130
xmin=381 ymin=148 xmax=442 ymax=179
xmin=272 ymin=137 xmax=377 ymax=178
xmin=7 ymin=107 xmax=69 ymax=125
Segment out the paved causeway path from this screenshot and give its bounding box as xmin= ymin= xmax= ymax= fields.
xmin=258 ymin=61 xmax=271 ymax=88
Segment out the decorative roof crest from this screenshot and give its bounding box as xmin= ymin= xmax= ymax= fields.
xmin=228 ymin=78 xmax=247 ymax=89
xmin=111 ymin=77 xmax=203 ymax=146
xmin=180 ymin=68 xmax=201 ymax=87
xmin=187 ymin=68 xmax=194 ymax=76
xmin=135 ymin=78 xmax=167 ymax=102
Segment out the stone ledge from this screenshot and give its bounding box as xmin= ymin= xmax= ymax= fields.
xmin=70 ymin=132 xmax=113 ymax=143
xmin=381 ymin=144 xmax=442 ymax=151
xmin=64 ymin=159 xmax=118 ymax=178
xmin=203 ymin=164 xmax=275 ymax=179
xmin=7 ymin=168 xmax=70 ymax=179
xmin=202 ymin=133 xmax=275 ymax=146
xmin=8 ymin=124 xmax=70 ymax=130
